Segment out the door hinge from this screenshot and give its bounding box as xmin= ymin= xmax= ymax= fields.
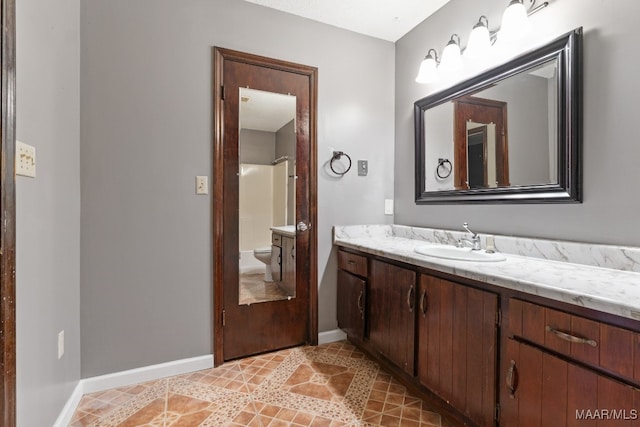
xmin=221 ymin=85 xmax=225 ymax=100
xmin=496 ymin=307 xmax=502 ymax=327
xmin=222 ymin=309 xmax=226 ymax=326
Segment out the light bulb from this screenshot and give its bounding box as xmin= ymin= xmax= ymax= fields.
xmin=415 ymin=49 xmax=439 ymax=84
xmin=465 ymin=16 xmax=491 ymax=59
xmin=500 ymin=0 xmax=531 ymax=43
xmin=440 ymin=34 xmax=462 ymax=72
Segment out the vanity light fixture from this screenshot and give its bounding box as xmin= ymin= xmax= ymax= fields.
xmin=439 ymin=34 xmax=462 ymax=72
xmin=415 ymin=48 xmax=439 ymax=83
xmin=465 ymin=16 xmax=492 ymax=59
xmin=415 ymin=0 xmax=551 ymax=84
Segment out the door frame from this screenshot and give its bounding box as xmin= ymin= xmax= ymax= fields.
xmin=212 ymin=47 xmax=318 ymax=366
xmin=1 ymin=0 xmax=17 ymax=424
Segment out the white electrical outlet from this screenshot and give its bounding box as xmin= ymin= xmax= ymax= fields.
xmin=384 ymin=199 xmax=394 ymax=215
xmin=16 ymin=140 xmax=36 ymax=178
xmin=196 ymin=176 xmax=208 ymax=195
xmin=58 ymin=330 xmax=64 ymax=359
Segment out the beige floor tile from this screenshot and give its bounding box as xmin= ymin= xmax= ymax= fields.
xmin=69 ymin=341 xmax=445 ymax=427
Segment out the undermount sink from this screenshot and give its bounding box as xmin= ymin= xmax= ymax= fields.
xmin=414 ymin=244 xmax=506 ymax=262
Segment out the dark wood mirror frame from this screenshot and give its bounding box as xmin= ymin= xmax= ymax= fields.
xmin=415 ymin=27 xmax=582 ymax=204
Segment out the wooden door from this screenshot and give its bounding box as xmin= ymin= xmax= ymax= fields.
xmin=417 ymin=275 xmax=498 ymax=426
xmin=501 ymin=339 xmax=640 ymax=427
xmin=369 ymin=259 xmax=416 ymax=375
xmin=454 ymin=96 xmax=509 ymax=189
xmin=336 ymin=270 xmax=366 ymax=340
xmin=213 ymin=48 xmax=318 ymax=363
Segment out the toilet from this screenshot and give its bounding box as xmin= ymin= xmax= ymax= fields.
xmin=253 ymin=247 xmax=273 ymax=282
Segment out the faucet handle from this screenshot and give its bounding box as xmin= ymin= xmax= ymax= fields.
xmin=462 ymin=222 xmax=477 ymax=237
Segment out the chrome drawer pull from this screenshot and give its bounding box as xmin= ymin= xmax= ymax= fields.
xmin=506 ymin=360 xmax=518 ymax=399
xmin=407 ymin=286 xmax=415 ymax=312
xmin=545 ymin=325 xmax=598 ymax=347
xmin=357 ymin=290 xmax=364 ymax=319
xmin=347 ymin=260 xmax=356 ymax=265
xmin=419 ymin=290 xmax=427 ymax=315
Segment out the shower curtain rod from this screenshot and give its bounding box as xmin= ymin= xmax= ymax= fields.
xmin=272 ymin=156 xmax=289 ymax=165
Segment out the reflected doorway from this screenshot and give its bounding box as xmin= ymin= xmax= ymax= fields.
xmin=454 ymin=96 xmax=509 ymax=189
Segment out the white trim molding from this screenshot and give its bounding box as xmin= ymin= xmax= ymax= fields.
xmin=52 ymin=381 xmax=84 ymax=427
xmin=318 ymin=329 xmax=346 ymax=344
xmin=54 ymin=354 xmax=213 ymax=426
xmin=82 ymin=354 xmax=213 ymax=394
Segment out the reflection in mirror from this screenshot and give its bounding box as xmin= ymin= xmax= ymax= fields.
xmin=237 ymin=88 xmax=297 ymax=305
xmin=426 ymin=59 xmax=557 ymax=192
xmin=415 ymin=28 xmax=582 ymax=203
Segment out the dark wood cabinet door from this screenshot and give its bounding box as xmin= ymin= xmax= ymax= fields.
xmin=336 ymin=270 xmax=366 ymax=340
xmin=417 ymin=274 xmax=498 ymax=427
xmin=369 ymin=259 xmax=416 ymax=375
xmin=281 ymin=236 xmax=296 ymax=296
xmin=501 ymin=339 xmax=640 ymax=427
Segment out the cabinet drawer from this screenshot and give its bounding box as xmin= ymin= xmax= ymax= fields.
xmin=509 ymin=298 xmax=640 ymax=383
xmin=338 ymin=250 xmax=368 ymax=277
xmin=272 ymin=233 xmax=282 ymax=246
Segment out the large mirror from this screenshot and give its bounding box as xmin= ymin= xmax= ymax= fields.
xmin=415 ymin=27 xmax=582 ymax=203
xmin=238 ymin=88 xmax=297 ymax=305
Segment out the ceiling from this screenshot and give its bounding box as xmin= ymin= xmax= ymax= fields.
xmin=242 ymin=0 xmax=452 ymax=42
xmin=240 ymin=88 xmax=296 ymax=132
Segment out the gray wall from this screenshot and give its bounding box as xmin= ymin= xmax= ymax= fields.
xmin=16 ymin=0 xmax=81 ymax=425
xmin=80 ymin=0 xmax=394 ymax=377
xmin=395 ymin=0 xmax=640 ymax=246
xmin=240 ymin=129 xmax=276 ymax=164
xmin=479 ymin=74 xmax=550 ymax=185
xmin=276 ymin=120 xmax=296 ymax=224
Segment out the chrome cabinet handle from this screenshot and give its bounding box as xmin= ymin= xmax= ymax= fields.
xmin=506 ymin=360 xmax=518 ymax=399
xmin=406 ymin=286 xmax=415 ymax=312
xmin=419 ymin=290 xmax=427 ymax=315
xmin=545 ymin=325 xmax=598 ymax=347
xmin=357 ymin=290 xmax=364 ymax=319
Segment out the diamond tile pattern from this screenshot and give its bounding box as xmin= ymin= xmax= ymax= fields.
xmin=70 ymin=341 xmax=449 ymax=426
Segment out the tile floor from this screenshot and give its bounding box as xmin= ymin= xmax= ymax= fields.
xmin=69 ymin=341 xmax=450 ymax=427
xmin=239 ymin=273 xmax=290 ymax=305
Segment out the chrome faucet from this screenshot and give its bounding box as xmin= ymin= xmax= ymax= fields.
xmin=457 ymin=222 xmax=481 ymax=251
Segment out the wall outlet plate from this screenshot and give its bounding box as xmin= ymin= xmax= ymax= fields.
xmin=196 ymin=176 xmax=208 ymax=195
xmin=58 ymin=330 xmax=64 ymax=359
xmin=384 ymin=199 xmax=394 ymax=215
xmin=16 ymin=140 xmax=36 ymax=178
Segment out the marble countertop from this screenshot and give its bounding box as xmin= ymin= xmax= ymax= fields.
xmin=271 ymin=225 xmax=296 ymax=238
xmin=334 ymin=226 xmax=640 ymax=322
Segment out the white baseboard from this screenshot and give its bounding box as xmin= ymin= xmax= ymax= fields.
xmin=318 ymin=329 xmax=346 ymax=344
xmin=82 ymin=354 xmax=214 ymax=394
xmin=52 ymin=381 xmax=84 ymax=427
xmin=54 ymin=354 xmax=213 ymax=425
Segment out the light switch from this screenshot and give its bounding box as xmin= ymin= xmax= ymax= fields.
xmin=357 ymin=160 xmax=368 ymax=176
xmin=16 ymin=140 xmax=36 ymax=178
xmin=196 ymin=176 xmax=208 ymax=195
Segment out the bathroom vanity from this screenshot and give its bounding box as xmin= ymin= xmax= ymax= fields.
xmin=334 ymin=225 xmax=640 ymax=427
xmin=271 ymin=226 xmax=296 ymax=297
